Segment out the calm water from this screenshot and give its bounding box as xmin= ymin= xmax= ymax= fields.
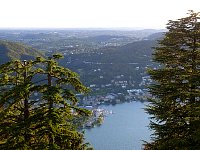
xmin=85 ymin=102 xmax=152 ymax=150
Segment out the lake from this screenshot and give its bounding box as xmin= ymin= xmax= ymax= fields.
xmin=84 ymin=102 xmax=152 ymax=150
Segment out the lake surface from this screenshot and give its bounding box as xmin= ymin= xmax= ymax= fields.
xmin=84 ymin=102 xmax=152 ymax=150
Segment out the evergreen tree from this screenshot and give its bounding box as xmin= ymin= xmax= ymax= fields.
xmin=0 ymin=54 xmax=91 ymax=149
xmin=145 ymin=11 xmax=200 ymax=150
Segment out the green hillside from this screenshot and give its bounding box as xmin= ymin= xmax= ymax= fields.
xmin=60 ymin=40 xmax=157 ymax=88
xmin=0 ymin=40 xmax=44 ymax=64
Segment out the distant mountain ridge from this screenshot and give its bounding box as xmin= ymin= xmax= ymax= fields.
xmin=0 ymin=40 xmax=44 ymax=64
xmin=68 ymin=40 xmax=156 ymax=64
xmin=98 ymin=40 xmax=156 ymax=64
xmin=146 ymin=32 xmax=165 ymax=40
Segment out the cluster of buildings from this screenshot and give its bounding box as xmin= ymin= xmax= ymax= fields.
xmin=79 ymin=106 xmax=112 ymax=128
xmin=80 ymin=73 xmax=153 ymax=104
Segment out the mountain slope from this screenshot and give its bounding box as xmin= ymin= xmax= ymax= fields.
xmin=67 ymin=40 xmax=156 ymax=65
xmin=60 ymin=40 xmax=157 ymax=86
xmin=98 ymin=40 xmax=156 ymax=64
xmin=0 ymin=40 xmax=44 ymax=64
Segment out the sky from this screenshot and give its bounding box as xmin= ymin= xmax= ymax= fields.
xmin=0 ymin=0 xmax=199 ymax=29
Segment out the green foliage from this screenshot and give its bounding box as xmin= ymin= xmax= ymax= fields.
xmin=0 ymin=54 xmax=91 ymax=149
xmin=145 ymin=11 xmax=200 ymax=150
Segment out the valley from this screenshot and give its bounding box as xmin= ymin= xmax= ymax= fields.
xmin=0 ymin=29 xmax=164 ymax=105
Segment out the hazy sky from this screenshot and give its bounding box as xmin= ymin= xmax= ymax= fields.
xmin=0 ymin=0 xmax=199 ymax=29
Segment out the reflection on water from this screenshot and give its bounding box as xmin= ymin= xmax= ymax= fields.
xmin=85 ymin=102 xmax=152 ymax=150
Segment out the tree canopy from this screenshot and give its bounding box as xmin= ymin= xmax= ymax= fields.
xmin=0 ymin=54 xmax=92 ymax=149
xmin=145 ymin=10 xmax=200 ymax=150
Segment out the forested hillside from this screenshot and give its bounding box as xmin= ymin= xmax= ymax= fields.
xmin=0 ymin=40 xmax=44 ymax=64
xmin=61 ymin=40 xmax=157 ymax=88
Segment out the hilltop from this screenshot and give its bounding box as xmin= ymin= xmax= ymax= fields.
xmin=0 ymin=40 xmax=44 ymax=64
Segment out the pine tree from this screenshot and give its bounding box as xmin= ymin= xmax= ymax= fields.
xmin=0 ymin=60 xmax=37 ymax=149
xmin=145 ymin=11 xmax=200 ymax=150
xmin=0 ymin=54 xmax=91 ymax=149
